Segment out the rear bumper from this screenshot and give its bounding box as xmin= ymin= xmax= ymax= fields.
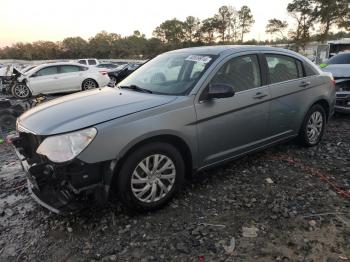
xmin=97 ymin=75 xmax=111 ymax=87
xmin=12 ymin=138 xmax=106 ymax=214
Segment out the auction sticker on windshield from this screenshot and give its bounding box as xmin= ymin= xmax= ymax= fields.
xmin=185 ymin=55 xmax=212 ymax=64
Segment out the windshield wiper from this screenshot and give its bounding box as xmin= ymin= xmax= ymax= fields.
xmin=118 ymin=85 xmax=153 ymax=94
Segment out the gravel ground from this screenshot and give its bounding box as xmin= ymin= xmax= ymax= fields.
xmin=0 ymin=113 xmax=349 ymax=262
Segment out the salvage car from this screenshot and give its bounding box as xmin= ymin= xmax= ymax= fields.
xmin=12 ymin=46 xmax=335 ymax=214
xmin=107 ymin=63 xmax=142 ymax=87
xmin=11 ymin=62 xmax=110 ymax=98
xmin=321 ymin=52 xmax=350 ymax=113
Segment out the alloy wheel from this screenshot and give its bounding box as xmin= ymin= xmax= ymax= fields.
xmin=14 ymin=84 xmax=30 ymax=98
xmin=110 ymin=76 xmax=117 ymax=87
xmin=83 ymin=80 xmax=97 ymax=90
xmin=131 ymin=154 xmax=176 ymax=203
xmin=306 ymin=111 xmax=323 ymax=144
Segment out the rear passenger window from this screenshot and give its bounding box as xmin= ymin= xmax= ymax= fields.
xmin=266 ymin=55 xmax=300 ymax=84
xmin=60 ymin=65 xmax=80 ymax=73
xmin=304 ymin=62 xmax=318 ymax=76
xmin=210 ymin=55 xmax=261 ymax=92
xmin=78 ymin=60 xmax=87 ymax=65
xmin=88 ymin=59 xmax=97 ymax=65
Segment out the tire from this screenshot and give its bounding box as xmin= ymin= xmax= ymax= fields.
xmin=298 ymin=104 xmax=326 ymax=147
xmin=115 ymin=142 xmax=185 ymax=211
xmin=109 ymin=76 xmax=117 ymax=87
xmin=11 ymin=83 xmax=31 ymax=99
xmin=82 ymin=79 xmax=98 ymax=90
xmin=0 ymin=113 xmax=17 ymax=131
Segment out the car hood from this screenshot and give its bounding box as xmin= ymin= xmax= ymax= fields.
xmin=18 ymin=87 xmax=177 ymax=135
xmin=322 ymin=64 xmax=350 ymax=78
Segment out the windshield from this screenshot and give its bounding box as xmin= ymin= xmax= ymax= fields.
xmin=327 ymin=53 xmax=350 ymax=65
xmin=118 ymin=53 xmax=216 ymax=95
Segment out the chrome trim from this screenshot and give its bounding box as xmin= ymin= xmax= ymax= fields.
xmin=27 ymin=180 xmax=60 ymax=214
xmin=17 ymin=122 xmax=37 ymax=135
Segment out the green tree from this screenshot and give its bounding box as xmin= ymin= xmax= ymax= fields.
xmin=265 ymin=19 xmax=289 ymax=39
xmin=287 ymin=0 xmax=314 ymax=51
xmin=238 ymin=6 xmax=255 ymax=42
xmin=88 ymin=31 xmax=121 ymax=58
xmin=312 ymin=0 xmax=350 ymax=42
xmin=200 ymin=18 xmax=216 ymax=43
xmin=153 ymin=19 xmax=185 ymax=44
xmin=61 ymin=37 xmax=88 ymax=58
xmin=183 ymin=16 xmax=201 ymax=42
xmin=213 ymin=5 xmax=236 ymax=42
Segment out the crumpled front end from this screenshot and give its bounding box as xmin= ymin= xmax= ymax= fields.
xmin=11 ymin=129 xmax=106 ymax=214
xmin=334 ymin=78 xmax=350 ymax=113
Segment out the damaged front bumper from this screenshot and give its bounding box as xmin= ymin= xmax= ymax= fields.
xmin=11 ymin=134 xmax=107 ymax=214
xmin=335 ymin=78 xmax=350 ymax=113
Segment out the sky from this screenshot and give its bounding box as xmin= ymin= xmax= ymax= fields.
xmin=0 ymin=0 xmax=293 ymax=47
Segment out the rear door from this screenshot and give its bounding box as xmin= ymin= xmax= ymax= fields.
xmin=195 ymin=53 xmax=271 ymax=167
xmin=28 ymin=66 xmax=59 ymax=94
xmin=264 ymin=53 xmax=315 ymax=138
xmin=58 ymin=65 xmax=84 ymax=91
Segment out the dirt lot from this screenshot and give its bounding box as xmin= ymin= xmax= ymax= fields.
xmin=0 ymin=112 xmax=349 ymax=261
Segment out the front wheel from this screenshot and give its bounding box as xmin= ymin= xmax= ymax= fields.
xmin=12 ymin=83 xmax=31 ymax=98
xmin=115 ymin=142 xmax=185 ymax=211
xmin=298 ymin=104 xmax=326 ymax=147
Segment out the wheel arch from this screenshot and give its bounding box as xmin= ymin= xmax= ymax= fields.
xmin=107 ymin=134 xmax=194 ymax=196
xmin=310 ymin=98 xmax=330 ymax=121
xmin=82 ymin=78 xmax=99 ymax=89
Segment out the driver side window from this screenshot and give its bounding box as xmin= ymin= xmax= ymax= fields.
xmin=210 ymin=55 xmax=261 ymax=92
xmin=35 ymin=66 xmax=58 ymax=77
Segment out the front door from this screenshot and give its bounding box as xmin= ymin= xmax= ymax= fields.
xmin=28 ymin=66 xmax=60 ymax=94
xmin=195 ymin=54 xmax=270 ymax=168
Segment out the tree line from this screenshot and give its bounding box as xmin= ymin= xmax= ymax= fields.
xmin=0 ymin=0 xmax=349 ymax=60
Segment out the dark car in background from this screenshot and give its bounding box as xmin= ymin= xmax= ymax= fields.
xmin=321 ymin=52 xmax=350 ymax=113
xmin=96 ymin=63 xmax=120 ymax=70
xmin=107 ymin=63 xmax=143 ymax=86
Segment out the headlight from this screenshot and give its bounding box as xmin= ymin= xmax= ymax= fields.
xmin=36 ymin=127 xmax=97 ymax=163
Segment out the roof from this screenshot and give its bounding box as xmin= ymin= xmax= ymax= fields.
xmin=36 ymin=62 xmax=85 ymax=68
xmin=328 ymin=38 xmax=350 ymax=45
xmin=166 ymin=45 xmax=294 ymax=56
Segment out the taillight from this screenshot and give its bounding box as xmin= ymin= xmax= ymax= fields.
xmin=331 ymin=77 xmax=336 ymax=88
xmin=99 ymin=70 xmax=108 ymax=75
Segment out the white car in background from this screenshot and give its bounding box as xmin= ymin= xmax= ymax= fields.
xmin=12 ymin=62 xmax=110 ymax=98
xmin=77 ymin=58 xmax=100 ymax=66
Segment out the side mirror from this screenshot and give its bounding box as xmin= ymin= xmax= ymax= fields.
xmin=207 ymin=83 xmax=235 ymax=100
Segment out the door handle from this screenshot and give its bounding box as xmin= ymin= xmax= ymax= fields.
xmin=299 ymin=81 xmax=310 ymax=87
xmin=253 ymin=92 xmax=267 ymax=99
xmin=53 ymin=77 xmax=59 ymax=79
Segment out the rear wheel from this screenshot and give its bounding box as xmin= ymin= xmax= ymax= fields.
xmin=109 ymin=76 xmax=118 ymax=87
xmin=12 ymin=83 xmax=31 ymax=98
xmin=298 ymin=104 xmax=326 ymax=147
xmin=0 ymin=113 xmax=16 ymax=131
xmin=115 ymin=142 xmax=185 ymax=211
xmin=82 ymin=79 xmax=98 ymax=90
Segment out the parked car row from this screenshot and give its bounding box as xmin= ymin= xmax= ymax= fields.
xmin=0 ymin=59 xmax=145 ymax=98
